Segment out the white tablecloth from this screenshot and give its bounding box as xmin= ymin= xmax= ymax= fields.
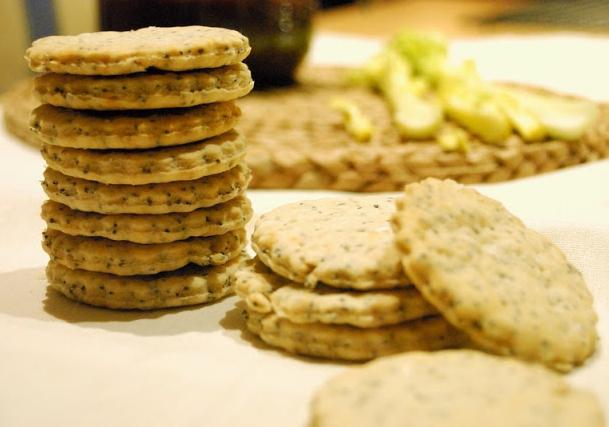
xmin=1 ymin=33 xmax=608 ymax=426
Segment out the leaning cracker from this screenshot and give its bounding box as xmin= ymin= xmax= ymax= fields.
xmin=42 ymin=130 xmax=246 ymax=184
xmin=26 ymin=26 xmax=250 ymax=75
xmin=42 ymin=197 xmax=252 ymax=244
xmin=43 ymin=228 xmax=245 ymax=276
xmin=35 ymin=63 xmax=253 ymax=110
xmin=30 ymin=102 xmax=241 ymax=149
xmin=235 ymin=258 xmax=437 ymax=328
xmin=246 ymin=311 xmax=466 ymax=361
xmin=46 ymin=255 xmax=245 ymax=310
xmin=42 ymin=164 xmax=251 ymax=214
xmin=392 ymin=178 xmax=597 ymax=371
xmin=252 ymin=197 xmax=410 ymax=289
xmin=311 ymin=350 xmax=604 ymax=427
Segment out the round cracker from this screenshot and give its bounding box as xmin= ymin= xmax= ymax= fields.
xmin=392 ymin=178 xmax=597 ymax=371
xmin=42 ymin=163 xmax=251 ymax=214
xmin=41 ymin=130 xmax=246 ymax=185
xmin=311 ymin=350 xmax=604 ymax=427
xmin=246 ymin=311 xmax=466 ymax=361
xmin=252 ymin=197 xmax=410 ymax=289
xmin=43 ymin=228 xmax=245 ymax=276
xmin=34 ymin=63 xmax=253 ymax=110
xmin=30 ymin=102 xmax=241 ymax=150
xmin=234 ymin=258 xmax=437 ymax=328
xmin=46 ymin=254 xmax=246 ymax=310
xmin=26 ymin=26 xmax=250 ymax=75
xmin=41 ymin=196 xmax=252 ymax=244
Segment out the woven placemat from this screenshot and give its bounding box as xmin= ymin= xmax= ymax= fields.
xmin=238 ymin=67 xmax=609 ymax=191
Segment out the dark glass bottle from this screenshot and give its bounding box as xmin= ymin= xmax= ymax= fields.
xmin=99 ymin=0 xmax=316 ymax=86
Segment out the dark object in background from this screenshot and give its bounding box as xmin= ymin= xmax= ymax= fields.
xmin=319 ymin=0 xmax=355 ymax=7
xmin=480 ymin=0 xmax=609 ymax=31
xmin=99 ymin=0 xmax=316 ymax=87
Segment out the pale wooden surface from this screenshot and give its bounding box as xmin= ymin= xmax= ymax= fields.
xmin=315 ymin=0 xmax=549 ymax=38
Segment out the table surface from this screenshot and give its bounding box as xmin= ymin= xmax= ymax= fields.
xmin=1 ymin=33 xmax=609 ymax=427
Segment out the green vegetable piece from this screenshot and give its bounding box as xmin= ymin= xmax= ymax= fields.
xmin=346 ymin=52 xmax=386 ymax=86
xmin=494 ymin=88 xmax=546 ymax=142
xmin=439 ymin=61 xmax=511 ymax=144
xmin=390 ymin=30 xmax=448 ymax=84
xmin=330 ymin=98 xmax=374 ymax=142
xmin=377 ymin=50 xmax=443 ymax=139
xmin=437 ymin=126 xmax=470 ymax=152
xmin=501 ymin=87 xmax=598 ymax=141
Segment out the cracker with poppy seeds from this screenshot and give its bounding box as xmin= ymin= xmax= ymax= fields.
xmin=245 ymin=310 xmax=467 ymax=361
xmin=235 ymin=258 xmax=437 ymax=328
xmin=26 ymin=26 xmax=250 ymax=76
xmin=41 ymin=196 xmax=252 ymax=244
xmin=310 ymin=350 xmax=604 ymax=427
xmin=41 ymin=129 xmax=246 ymax=185
xmin=391 ymin=178 xmax=598 ymax=371
xmin=30 ymin=101 xmax=241 ymax=150
xmin=46 ymin=254 xmax=246 ymax=310
xmin=34 ymin=63 xmax=253 ymax=111
xmin=43 ymin=228 xmax=246 ymax=276
xmin=252 ymin=197 xmax=410 ymax=290
xmin=42 ymin=163 xmax=251 ymax=215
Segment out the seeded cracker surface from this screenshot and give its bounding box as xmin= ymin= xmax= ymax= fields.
xmin=34 ymin=63 xmax=254 ymax=110
xmin=41 ymin=130 xmax=246 ymax=184
xmin=392 ymin=178 xmax=598 ymax=371
xmin=46 ymin=255 xmax=245 ymax=310
xmin=42 ymin=164 xmax=251 ymax=214
xmin=246 ymin=310 xmax=466 ymax=361
xmin=43 ymin=228 xmax=246 ymax=276
xmin=310 ymin=350 xmax=604 ymax=427
xmin=235 ymin=258 xmax=438 ymax=328
xmin=30 ymin=101 xmax=241 ymax=149
xmin=42 ymin=197 xmax=252 ymax=244
xmin=252 ymin=197 xmax=410 ymax=289
xmin=26 ymin=26 xmax=250 ymax=75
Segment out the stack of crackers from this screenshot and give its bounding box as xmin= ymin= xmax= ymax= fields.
xmin=25 ymin=26 xmax=254 ymax=309
xmin=236 ymin=179 xmax=597 ymax=373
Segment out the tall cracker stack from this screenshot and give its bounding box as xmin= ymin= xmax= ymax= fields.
xmin=26 ymin=26 xmax=254 ymax=309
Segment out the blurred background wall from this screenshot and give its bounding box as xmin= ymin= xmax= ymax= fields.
xmin=0 ymin=0 xmax=98 ymax=92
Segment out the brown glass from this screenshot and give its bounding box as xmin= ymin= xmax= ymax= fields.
xmin=99 ymin=0 xmax=316 ymax=86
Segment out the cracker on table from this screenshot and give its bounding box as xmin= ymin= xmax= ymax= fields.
xmin=42 ymin=163 xmax=251 ymax=214
xmin=43 ymin=228 xmax=246 ymax=276
xmin=31 ymin=101 xmax=241 ymax=150
xmin=42 ymin=129 xmax=246 ymax=185
xmin=252 ymin=197 xmax=410 ymax=290
xmin=234 ymin=258 xmax=437 ymax=328
xmin=246 ymin=310 xmax=467 ymax=361
xmin=34 ymin=63 xmax=253 ymax=110
xmin=392 ymin=178 xmax=598 ymax=371
xmin=26 ymin=26 xmax=250 ymax=75
xmin=46 ymin=254 xmax=246 ymax=310
xmin=311 ymin=350 xmax=604 ymax=427
xmin=42 ymin=196 xmax=252 ymax=244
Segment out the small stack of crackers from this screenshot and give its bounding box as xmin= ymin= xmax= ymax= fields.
xmin=235 ymin=197 xmax=468 ymax=361
xmin=236 ymin=180 xmax=598 ymax=373
xmin=25 ymin=26 xmax=254 ymax=309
